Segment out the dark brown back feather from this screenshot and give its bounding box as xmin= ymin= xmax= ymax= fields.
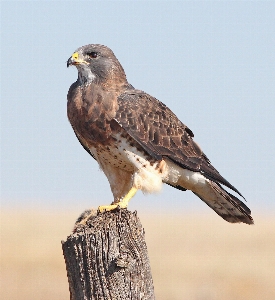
xmin=115 ymin=89 xmax=243 ymax=197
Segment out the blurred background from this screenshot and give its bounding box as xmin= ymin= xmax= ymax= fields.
xmin=1 ymin=1 xmax=275 ymax=299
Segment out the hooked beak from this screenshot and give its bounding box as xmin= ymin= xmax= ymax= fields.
xmin=67 ymin=52 xmax=88 ymax=68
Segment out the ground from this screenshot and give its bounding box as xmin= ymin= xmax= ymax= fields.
xmin=1 ymin=208 xmax=274 ymax=300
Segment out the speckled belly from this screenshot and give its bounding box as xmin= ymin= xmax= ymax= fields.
xmin=90 ymin=132 xmax=179 ymax=194
xmin=90 ymin=143 xmax=135 ymax=172
xmin=89 ymin=132 xmax=159 ymax=173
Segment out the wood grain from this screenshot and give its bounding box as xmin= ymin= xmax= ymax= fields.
xmin=62 ymin=209 xmax=155 ymax=300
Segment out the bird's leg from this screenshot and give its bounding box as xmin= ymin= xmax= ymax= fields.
xmin=117 ymin=187 xmax=138 ymax=208
xmin=98 ymin=187 xmax=138 ymax=212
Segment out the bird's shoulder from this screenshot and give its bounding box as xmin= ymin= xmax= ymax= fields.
xmin=117 ymin=89 xmax=194 ymax=136
xmin=114 ymin=88 xmax=242 ymax=195
xmin=114 ymin=88 xmax=206 ymax=170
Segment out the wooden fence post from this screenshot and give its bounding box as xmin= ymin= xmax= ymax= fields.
xmin=62 ymin=208 xmax=155 ymax=300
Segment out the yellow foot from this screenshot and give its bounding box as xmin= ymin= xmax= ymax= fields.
xmin=98 ymin=203 xmax=126 ymax=213
xmin=98 ymin=187 xmax=138 ymax=213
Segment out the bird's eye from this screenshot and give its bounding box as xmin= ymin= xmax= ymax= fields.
xmin=87 ymin=52 xmax=98 ymax=58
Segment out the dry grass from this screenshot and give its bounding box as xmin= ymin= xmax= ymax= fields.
xmin=1 ymin=208 xmax=275 ymax=300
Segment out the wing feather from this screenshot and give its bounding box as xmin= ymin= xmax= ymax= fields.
xmin=115 ymin=90 xmax=243 ymax=197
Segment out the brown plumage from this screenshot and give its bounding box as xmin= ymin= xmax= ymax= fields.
xmin=67 ymin=44 xmax=253 ymax=224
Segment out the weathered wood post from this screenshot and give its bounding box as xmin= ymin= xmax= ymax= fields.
xmin=62 ymin=208 xmax=155 ymax=300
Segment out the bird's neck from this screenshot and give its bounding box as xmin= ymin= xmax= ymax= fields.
xmin=77 ymin=73 xmax=127 ymax=92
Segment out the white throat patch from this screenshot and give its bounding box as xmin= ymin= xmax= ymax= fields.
xmin=77 ymin=64 xmax=96 ymax=85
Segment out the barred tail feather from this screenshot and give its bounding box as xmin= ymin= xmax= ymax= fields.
xmin=193 ymin=181 xmax=254 ymax=225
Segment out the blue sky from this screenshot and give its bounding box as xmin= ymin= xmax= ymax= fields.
xmin=1 ymin=1 xmax=275 ymax=215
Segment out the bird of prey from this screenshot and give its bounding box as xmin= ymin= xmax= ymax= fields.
xmin=67 ymin=44 xmax=253 ymax=225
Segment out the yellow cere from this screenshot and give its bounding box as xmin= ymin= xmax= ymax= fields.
xmin=72 ymin=52 xmax=79 ymax=60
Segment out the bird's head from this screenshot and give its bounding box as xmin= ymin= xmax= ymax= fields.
xmin=67 ymin=44 xmax=127 ymax=87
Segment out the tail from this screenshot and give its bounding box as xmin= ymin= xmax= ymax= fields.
xmin=193 ymin=181 xmax=253 ymax=224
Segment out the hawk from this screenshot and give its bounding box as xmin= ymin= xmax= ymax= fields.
xmin=67 ymin=44 xmax=253 ymax=225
